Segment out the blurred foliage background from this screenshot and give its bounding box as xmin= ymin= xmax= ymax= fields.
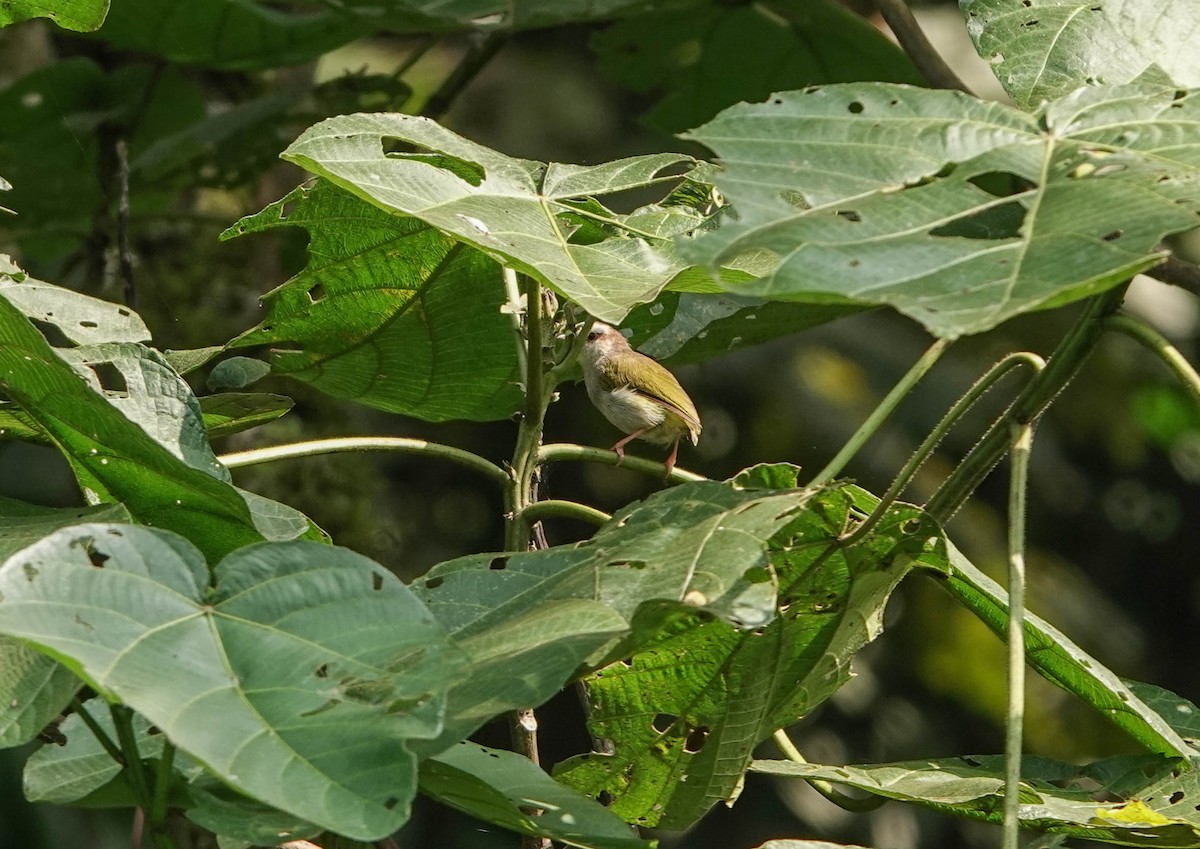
xmin=1 ymin=1 xmax=1198 ymax=847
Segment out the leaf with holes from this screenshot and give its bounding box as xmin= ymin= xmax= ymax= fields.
xmin=0 ymin=498 xmax=129 ymax=749
xmin=223 ymin=181 xmax=523 ymax=421
xmin=751 ymin=754 xmax=1200 ymax=846
xmin=411 ymin=470 xmax=843 ymax=755
xmin=595 ymin=0 xmax=919 ymax=134
xmin=961 ymin=0 xmax=1200 ymax=109
xmin=0 ymin=0 xmax=108 ymax=30
xmin=0 ymin=526 xmax=466 ymax=840
xmin=684 ymin=83 xmax=1200 ymax=338
xmin=281 ymin=114 xmax=704 ymax=323
xmin=553 ymin=482 xmax=943 ymax=828
xmin=420 ymin=743 xmax=650 ymax=849
xmin=1 ymin=255 xmax=150 ymax=344
xmin=942 ymin=540 xmax=1196 ymax=757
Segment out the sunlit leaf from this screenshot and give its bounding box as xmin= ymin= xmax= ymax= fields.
xmin=752 ymin=754 xmax=1200 ymax=846
xmin=200 ymin=393 xmax=293 ymax=439
xmin=684 ymin=83 xmax=1200 ymax=338
xmin=420 ymin=742 xmax=651 ymax=849
xmin=224 ymin=181 xmax=522 ymax=421
xmin=0 ymin=526 xmax=466 ymax=840
xmin=282 ymin=115 xmax=704 ymax=323
xmin=962 ymin=0 xmax=1200 ymax=109
xmin=0 ymin=0 xmax=108 ymax=31
xmin=555 ymin=480 xmax=943 ymax=828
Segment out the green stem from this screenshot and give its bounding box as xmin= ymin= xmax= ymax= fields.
xmin=871 ymin=0 xmax=972 ymax=93
xmin=71 ymin=698 xmax=124 ymax=765
xmin=809 ymin=337 xmax=952 ymax=488
xmin=927 ymin=286 xmax=1128 ymax=521
xmin=1003 ymin=423 xmax=1032 ymax=849
xmin=394 ymin=34 xmax=439 ymax=78
xmin=1104 ymin=313 xmax=1200 ymax=406
xmin=771 ymin=729 xmax=885 ymax=812
xmin=420 ymin=31 xmax=507 ymax=120
xmin=840 ymin=351 xmax=1045 ymax=546
xmin=150 ymin=739 xmax=176 ymax=828
xmin=519 ymin=499 xmax=611 ymax=527
xmin=109 ymin=704 xmax=152 ymax=807
xmin=218 ymin=437 xmax=508 ymax=485
xmin=538 ymin=442 xmax=708 ymax=483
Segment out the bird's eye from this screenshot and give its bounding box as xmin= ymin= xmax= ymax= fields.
xmin=587 ymin=331 xmax=600 ymax=342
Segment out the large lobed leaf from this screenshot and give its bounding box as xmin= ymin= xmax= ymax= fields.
xmin=223 ymin=181 xmax=523 ymax=421
xmin=962 ymin=0 xmax=1200 ymax=109
xmin=684 ymin=83 xmax=1200 ymax=338
xmin=0 ymin=526 xmax=465 ymax=840
xmin=554 ymin=473 xmax=944 ymax=828
xmin=281 ymin=113 xmax=704 ymax=323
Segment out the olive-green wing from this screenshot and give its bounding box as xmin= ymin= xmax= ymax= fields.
xmin=605 ymin=351 xmax=701 ymax=434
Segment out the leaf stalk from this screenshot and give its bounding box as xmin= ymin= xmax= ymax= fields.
xmin=1003 ymin=422 xmax=1033 ymax=849
xmin=1104 ymin=313 xmax=1200 ymax=407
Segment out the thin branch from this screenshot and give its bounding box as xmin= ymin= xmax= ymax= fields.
xmin=1003 ymin=422 xmax=1033 ymax=849
xmin=218 ymin=437 xmax=508 ymax=485
xmin=872 ymin=0 xmax=972 ymax=93
xmin=771 ymin=729 xmax=885 ymax=812
xmin=1104 ymin=313 xmax=1200 ymax=406
xmin=115 ymin=139 xmax=136 ymax=307
xmin=839 ymin=351 xmax=1045 ymax=547
xmin=538 ymin=442 xmax=708 ymax=484
xmin=926 ymin=285 xmax=1128 ymax=521
xmin=149 ymin=739 xmax=176 ymax=829
xmin=71 ymin=697 xmax=124 ymax=765
xmin=1144 ymin=254 xmax=1200 ymax=298
xmin=394 ymin=35 xmax=439 ymax=78
xmin=420 ymin=31 xmax=507 ymax=120
xmin=519 ymin=499 xmax=611 ymax=527
xmin=809 ymin=337 xmax=952 ymax=488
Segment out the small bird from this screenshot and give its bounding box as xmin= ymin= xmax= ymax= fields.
xmin=580 ymin=322 xmax=701 ymax=475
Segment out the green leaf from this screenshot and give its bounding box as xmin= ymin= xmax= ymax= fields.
xmin=206 ymin=356 xmax=271 ymax=392
xmin=0 ymin=526 xmax=467 ymax=840
xmin=595 ymin=0 xmax=920 ymax=134
xmin=0 ymin=498 xmax=130 ymax=749
xmin=92 ymin=0 xmax=367 ymax=70
xmin=185 ymin=775 xmax=322 ymax=845
xmin=962 ymin=0 xmax=1200 ymax=109
xmin=752 ymin=843 xmax=874 ymax=849
xmin=622 ymin=290 xmax=863 ymax=365
xmin=0 ymin=294 xmax=268 ymax=561
xmin=683 ymin=83 xmax=1200 ymax=338
xmin=200 ymin=393 xmax=293 ymax=439
xmin=420 ymin=742 xmax=651 ymax=849
xmin=23 ymin=702 xmax=164 ymax=805
xmin=0 ymin=0 xmax=108 ymax=31
xmin=0 ymin=255 xmax=151 ymax=344
xmin=223 ymin=181 xmax=522 ymax=421
xmin=281 ymin=115 xmax=704 ymax=323
xmin=941 ymin=540 xmax=1195 ymax=757
xmin=413 ymin=474 xmax=840 ymax=755
xmin=335 ymin=0 xmax=705 ymax=31
xmin=554 ymin=487 xmax=941 ymax=828
xmin=751 ymin=755 xmax=1200 ymax=846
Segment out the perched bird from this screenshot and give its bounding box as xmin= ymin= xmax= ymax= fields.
xmin=580 ymin=321 xmax=701 ymax=475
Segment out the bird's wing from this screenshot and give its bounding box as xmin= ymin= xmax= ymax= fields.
xmin=606 ymin=352 xmax=702 ymax=435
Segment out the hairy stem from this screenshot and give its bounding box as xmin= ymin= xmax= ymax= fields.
xmin=840 ymin=351 xmax=1045 ymax=546
xmin=871 ymin=0 xmax=972 ymax=93
xmin=927 ymin=286 xmax=1128 ymax=521
xmin=538 ymin=442 xmax=708 ymax=483
xmin=518 ymin=499 xmax=612 ymax=527
xmin=809 ymin=337 xmax=952 ymax=488
xmin=218 ymin=437 xmax=508 ymax=485
xmin=1104 ymin=313 xmax=1200 ymax=406
xmin=1003 ymin=423 xmax=1032 ymax=849
xmin=150 ymin=740 xmax=176 ymax=830
xmin=771 ymin=729 xmax=885 ymax=812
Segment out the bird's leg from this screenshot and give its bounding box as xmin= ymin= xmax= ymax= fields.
xmin=663 ymin=437 xmax=681 ymax=478
xmin=610 ymin=429 xmax=648 ymax=464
